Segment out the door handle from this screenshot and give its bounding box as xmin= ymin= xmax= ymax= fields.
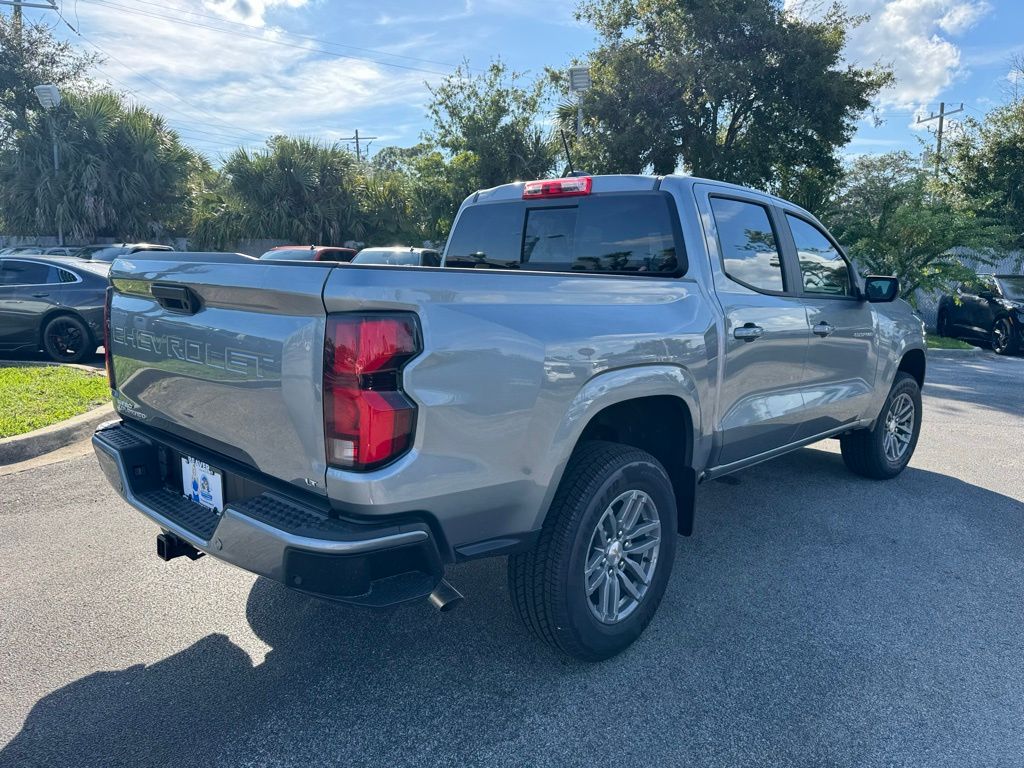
xmin=813 ymin=322 xmax=835 ymax=337
xmin=733 ymin=324 xmax=764 ymax=342
xmin=31 ymin=292 xmax=49 ymax=298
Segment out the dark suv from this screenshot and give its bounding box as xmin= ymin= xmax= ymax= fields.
xmin=937 ymin=274 xmax=1024 ymax=355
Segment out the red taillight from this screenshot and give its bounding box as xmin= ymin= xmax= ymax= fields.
xmin=323 ymin=314 xmax=420 ymax=471
xmin=522 ymin=176 xmax=592 ymax=199
xmin=104 ymin=286 xmax=116 ymax=390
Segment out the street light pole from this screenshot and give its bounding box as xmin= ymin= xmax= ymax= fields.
xmin=33 ymin=84 xmax=62 ymax=246
xmin=568 ymin=66 xmax=592 ymax=140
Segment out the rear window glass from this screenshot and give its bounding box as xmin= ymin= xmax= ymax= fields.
xmin=353 ymin=250 xmax=420 ymax=265
xmin=89 ymin=247 xmax=130 ymax=263
xmin=260 ymin=249 xmax=316 ymax=261
xmin=445 ymin=192 xmax=683 ymax=275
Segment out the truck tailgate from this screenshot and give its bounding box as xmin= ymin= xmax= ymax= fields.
xmin=107 ymin=256 xmax=330 ymax=494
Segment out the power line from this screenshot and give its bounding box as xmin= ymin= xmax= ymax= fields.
xmin=83 ymin=0 xmax=452 ymax=76
xmin=73 ymin=31 xmax=268 ymax=142
xmin=90 ymin=62 xmax=266 ymax=144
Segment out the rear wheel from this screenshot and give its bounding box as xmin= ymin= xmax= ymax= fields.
xmin=840 ymin=372 xmax=921 ymax=480
xmin=991 ymin=318 xmax=1018 ymax=356
xmin=42 ymin=315 xmax=93 ymax=363
xmin=508 ymin=441 xmax=677 ymax=661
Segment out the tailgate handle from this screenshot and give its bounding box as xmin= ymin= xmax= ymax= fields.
xmin=151 ymin=284 xmax=199 ymax=315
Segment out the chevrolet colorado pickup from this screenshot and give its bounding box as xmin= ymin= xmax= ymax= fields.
xmin=93 ymin=174 xmax=926 ymax=660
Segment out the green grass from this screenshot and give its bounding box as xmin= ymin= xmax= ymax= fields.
xmin=926 ymin=335 xmax=977 ymax=350
xmin=0 ymin=366 xmax=110 ymax=439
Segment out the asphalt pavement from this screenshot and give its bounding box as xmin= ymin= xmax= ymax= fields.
xmin=1 ymin=351 xmax=1021 ymax=768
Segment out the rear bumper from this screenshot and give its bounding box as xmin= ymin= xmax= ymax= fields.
xmin=92 ymin=420 xmax=444 ymax=606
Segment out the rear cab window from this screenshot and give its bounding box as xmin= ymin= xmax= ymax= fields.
xmin=445 ymin=191 xmax=685 ymax=276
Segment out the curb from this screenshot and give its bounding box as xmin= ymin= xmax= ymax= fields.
xmin=926 ymin=347 xmax=987 ymax=360
xmin=0 ymin=360 xmax=102 ymax=373
xmin=0 ymin=403 xmax=115 ymax=466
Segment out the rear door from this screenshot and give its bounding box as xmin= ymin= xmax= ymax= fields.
xmin=0 ymin=259 xmax=63 ymax=349
xmin=107 ymin=256 xmax=333 ymax=494
xmin=697 ymin=189 xmax=811 ymax=466
xmin=780 ymin=212 xmax=878 ymax=437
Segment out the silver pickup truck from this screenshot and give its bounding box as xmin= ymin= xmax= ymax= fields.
xmin=93 ymin=174 xmax=926 ymax=660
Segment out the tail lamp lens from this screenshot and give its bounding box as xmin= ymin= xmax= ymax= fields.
xmin=324 ymin=314 xmax=420 ymax=471
xmin=104 ymin=286 xmax=116 ymax=390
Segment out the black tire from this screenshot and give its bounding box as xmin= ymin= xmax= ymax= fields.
xmin=840 ymin=372 xmax=922 ymax=480
xmin=42 ymin=314 xmax=93 ymax=363
xmin=990 ymin=317 xmax=1018 ymax=356
xmin=508 ymin=441 xmax=677 ymax=661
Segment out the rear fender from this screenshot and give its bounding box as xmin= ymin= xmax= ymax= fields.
xmin=535 ymin=365 xmax=703 ymax=532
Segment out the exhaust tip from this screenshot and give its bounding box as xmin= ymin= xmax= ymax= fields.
xmin=428 ymin=579 xmax=464 ymax=612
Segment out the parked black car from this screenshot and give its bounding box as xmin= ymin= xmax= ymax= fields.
xmin=937 ymin=273 xmax=1024 ymax=355
xmin=0 ymin=255 xmax=109 ymax=363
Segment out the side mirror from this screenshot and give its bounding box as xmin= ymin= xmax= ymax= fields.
xmin=979 ymin=290 xmax=995 ymax=300
xmin=863 ymin=275 xmax=900 ymax=303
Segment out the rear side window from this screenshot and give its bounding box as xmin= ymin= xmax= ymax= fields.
xmin=0 ymin=260 xmax=54 ymax=285
xmin=710 ymin=197 xmax=784 ymax=293
xmin=57 ymin=268 xmax=78 ymax=283
xmin=787 ymin=215 xmax=853 ymax=297
xmin=445 ymin=192 xmax=683 ymax=275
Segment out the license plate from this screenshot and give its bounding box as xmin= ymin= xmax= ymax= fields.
xmin=181 ymin=456 xmax=224 ymax=513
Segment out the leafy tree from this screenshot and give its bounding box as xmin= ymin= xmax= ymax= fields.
xmin=944 ymin=99 xmax=1024 ymax=249
xmin=824 ymin=152 xmax=1010 ymax=301
xmin=426 ymin=60 xmax=557 ymax=190
xmin=563 ymin=0 xmax=891 ymax=195
xmin=0 ymin=90 xmax=198 ymax=241
xmin=0 ymin=14 xmax=99 ymax=149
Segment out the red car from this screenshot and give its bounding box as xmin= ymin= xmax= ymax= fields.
xmin=259 ymin=245 xmax=357 ymax=263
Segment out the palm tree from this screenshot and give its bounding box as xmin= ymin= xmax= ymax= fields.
xmin=0 ymin=90 xmax=197 ymax=241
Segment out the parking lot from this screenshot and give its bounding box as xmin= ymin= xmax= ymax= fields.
xmin=1 ymin=351 xmax=1021 ymax=768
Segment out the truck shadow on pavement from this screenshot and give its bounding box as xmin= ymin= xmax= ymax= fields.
xmin=3 ymin=446 xmax=1023 ymax=768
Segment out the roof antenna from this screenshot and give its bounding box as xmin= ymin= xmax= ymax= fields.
xmin=560 ymin=129 xmax=575 ymax=177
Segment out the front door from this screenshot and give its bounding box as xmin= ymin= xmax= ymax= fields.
xmin=780 ymin=213 xmax=879 ymax=438
xmin=698 ymin=190 xmax=811 ymax=467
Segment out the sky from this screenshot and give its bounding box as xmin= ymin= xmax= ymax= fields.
xmin=20 ymin=0 xmax=1024 ymax=164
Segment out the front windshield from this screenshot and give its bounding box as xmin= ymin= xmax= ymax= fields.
xmin=996 ymin=276 xmax=1024 ymax=301
xmin=352 ymin=249 xmax=419 ymax=265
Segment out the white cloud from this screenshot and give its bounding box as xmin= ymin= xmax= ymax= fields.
xmin=69 ymin=0 xmax=439 ymax=157
xmin=202 ymin=0 xmax=309 ymax=27
xmin=841 ymin=0 xmax=993 ymax=109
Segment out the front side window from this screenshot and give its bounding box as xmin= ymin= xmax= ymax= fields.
xmin=445 ymin=192 xmax=682 ymax=275
xmin=0 ymin=260 xmax=54 ymax=286
xmin=787 ymin=215 xmax=854 ymax=297
xmin=710 ymin=197 xmax=785 ymax=292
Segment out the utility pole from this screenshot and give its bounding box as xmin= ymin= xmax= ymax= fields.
xmin=0 ymin=0 xmax=59 ymax=27
xmin=338 ymin=129 xmax=379 ymax=163
xmin=917 ymin=102 xmax=964 ymax=177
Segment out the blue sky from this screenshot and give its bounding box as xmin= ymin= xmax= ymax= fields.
xmin=26 ymin=0 xmax=1024 ymax=165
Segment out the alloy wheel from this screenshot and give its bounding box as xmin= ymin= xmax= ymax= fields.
xmin=583 ymin=489 xmax=661 ymax=624
xmin=883 ymin=392 xmax=915 ymax=463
